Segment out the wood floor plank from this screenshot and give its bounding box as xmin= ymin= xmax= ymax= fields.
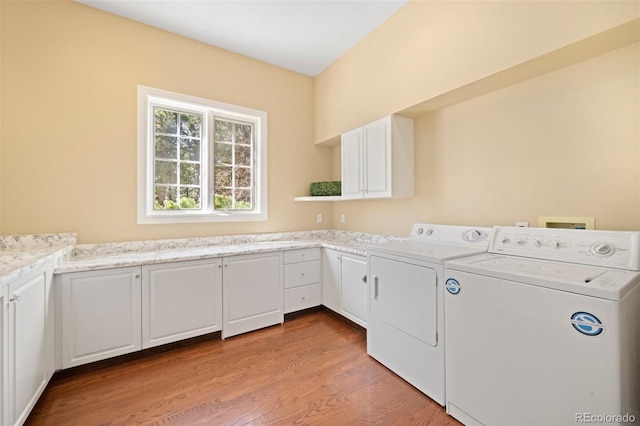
xmin=26 ymin=310 xmax=462 ymax=425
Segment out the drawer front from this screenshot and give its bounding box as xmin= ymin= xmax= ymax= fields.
xmin=284 ymin=283 xmax=321 ymax=314
xmin=284 ymin=260 xmax=321 ymax=288
xmin=284 ymin=248 xmax=321 ymax=264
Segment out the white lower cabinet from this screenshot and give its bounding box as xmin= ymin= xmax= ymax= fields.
xmin=58 ymin=254 xmax=283 ymax=364
xmin=339 ymin=254 xmax=368 ymax=328
xmin=321 ymin=250 xmax=369 ymax=328
xmin=142 ymin=259 xmax=222 ymax=348
xmin=0 ymin=285 xmax=7 ymax=426
xmin=7 ymin=261 xmax=53 ymax=426
xmin=284 ymin=248 xmax=321 ymax=314
xmin=222 ymin=252 xmax=283 ymax=339
xmin=321 ymin=249 xmax=340 ymax=312
xmin=60 ymin=267 xmax=142 ymax=368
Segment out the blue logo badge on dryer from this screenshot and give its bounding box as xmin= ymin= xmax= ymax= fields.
xmin=570 ymin=312 xmax=604 ymax=336
xmin=445 ymin=278 xmax=461 ymax=295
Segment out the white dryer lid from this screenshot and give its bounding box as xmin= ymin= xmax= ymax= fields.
xmin=367 ymin=240 xmax=489 ymax=264
xmin=447 ymin=254 xmax=640 ymax=301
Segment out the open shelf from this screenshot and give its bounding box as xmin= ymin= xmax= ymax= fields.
xmin=294 ymin=196 xmax=342 ymax=201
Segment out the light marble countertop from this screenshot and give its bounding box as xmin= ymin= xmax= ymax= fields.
xmin=0 ymin=230 xmax=403 ymax=284
xmin=0 ymin=233 xmax=76 ymax=286
xmin=57 ymin=240 xmax=324 ymax=273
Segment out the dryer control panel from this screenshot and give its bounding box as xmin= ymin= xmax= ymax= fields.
xmin=410 ymin=223 xmax=492 ymax=246
xmin=489 ymin=227 xmax=640 ymax=271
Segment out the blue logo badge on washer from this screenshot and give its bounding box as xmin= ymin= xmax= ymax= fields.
xmin=570 ymin=312 xmax=604 ymax=336
xmin=446 ymin=278 xmax=461 ymax=295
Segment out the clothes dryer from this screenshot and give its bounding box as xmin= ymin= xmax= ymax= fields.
xmin=367 ymin=223 xmax=492 ymax=405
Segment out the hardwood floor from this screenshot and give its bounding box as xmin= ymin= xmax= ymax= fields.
xmin=27 ymin=310 xmax=462 ymax=425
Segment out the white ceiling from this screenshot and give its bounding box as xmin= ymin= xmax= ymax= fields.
xmin=76 ymin=0 xmax=408 ymax=76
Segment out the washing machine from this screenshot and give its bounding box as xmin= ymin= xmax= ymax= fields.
xmin=366 ymin=223 xmax=493 ymax=405
xmin=445 ymin=226 xmax=640 ymax=426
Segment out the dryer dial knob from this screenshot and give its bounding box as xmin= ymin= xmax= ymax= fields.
xmin=466 ymin=230 xmax=481 ymax=241
xmin=591 ymin=242 xmax=614 ymax=256
xmin=533 ymin=239 xmax=543 ymax=247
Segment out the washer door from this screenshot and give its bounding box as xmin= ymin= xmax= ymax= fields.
xmin=369 ymin=255 xmax=438 ymax=346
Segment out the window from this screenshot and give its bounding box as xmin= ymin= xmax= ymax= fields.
xmin=138 ymin=86 xmax=267 ymax=224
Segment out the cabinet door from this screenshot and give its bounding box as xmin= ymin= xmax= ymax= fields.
xmin=222 ymin=252 xmax=283 ymax=339
xmin=341 ymin=127 xmax=364 ymax=199
xmin=61 ymin=267 xmax=141 ymax=368
xmin=363 ymin=116 xmax=391 ymax=198
xmin=321 ymin=249 xmax=340 ymax=313
xmin=44 ymin=260 xmax=56 ymax=382
xmin=340 ymin=254 xmax=368 ymax=328
xmin=142 ymin=259 xmax=222 ymax=349
xmin=0 ymin=286 xmax=6 ymax=426
xmin=8 ymin=263 xmax=51 ymax=426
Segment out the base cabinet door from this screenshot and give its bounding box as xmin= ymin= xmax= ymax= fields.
xmin=321 ymin=249 xmax=340 ymax=313
xmin=222 ymin=252 xmax=283 ymax=339
xmin=142 ymin=259 xmax=222 ymax=348
xmin=8 ymin=262 xmax=52 ymax=426
xmin=0 ymin=286 xmax=7 ymax=426
xmin=340 ymin=254 xmax=368 ymax=328
xmin=60 ymin=267 xmax=142 ymax=368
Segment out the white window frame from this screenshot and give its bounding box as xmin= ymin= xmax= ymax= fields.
xmin=137 ymin=86 xmax=268 ymax=224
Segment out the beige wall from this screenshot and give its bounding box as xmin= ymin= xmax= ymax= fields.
xmin=330 ymin=43 xmax=640 ymax=234
xmin=1 ymin=1 xmax=332 ymax=243
xmin=315 ymin=0 xmax=640 ymax=143
xmin=2 ymin=1 xmax=639 ymax=242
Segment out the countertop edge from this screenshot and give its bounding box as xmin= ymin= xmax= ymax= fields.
xmin=54 ymin=240 xmax=371 ymax=274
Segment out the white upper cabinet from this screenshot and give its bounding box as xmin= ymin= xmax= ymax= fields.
xmin=341 ymin=115 xmax=414 ymax=200
xmin=341 ymin=128 xmax=364 ymax=199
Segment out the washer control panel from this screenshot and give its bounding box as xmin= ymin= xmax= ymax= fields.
xmin=490 ymin=226 xmax=640 ymax=271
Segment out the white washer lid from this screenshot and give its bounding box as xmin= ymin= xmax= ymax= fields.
xmin=446 ymin=253 xmax=640 ymax=301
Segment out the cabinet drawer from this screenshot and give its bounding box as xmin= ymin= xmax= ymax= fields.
xmin=284 ymin=260 xmax=321 ymax=288
xmin=284 ymin=283 xmax=321 ymax=314
xmin=284 ymin=248 xmax=321 ymax=264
